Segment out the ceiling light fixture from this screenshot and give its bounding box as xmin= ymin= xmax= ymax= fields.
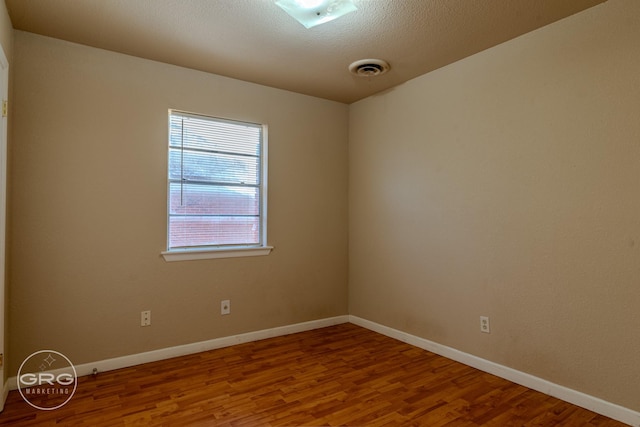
xmin=275 ymin=0 xmax=357 ymax=29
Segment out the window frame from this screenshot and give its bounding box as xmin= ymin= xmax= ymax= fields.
xmin=161 ymin=110 xmax=272 ymax=262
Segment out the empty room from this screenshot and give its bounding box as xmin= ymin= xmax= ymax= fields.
xmin=0 ymin=0 xmax=638 ymax=425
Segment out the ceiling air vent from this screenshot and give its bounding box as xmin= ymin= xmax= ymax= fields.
xmin=349 ymin=59 xmax=390 ymax=77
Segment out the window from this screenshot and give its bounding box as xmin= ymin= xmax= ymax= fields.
xmin=162 ymin=111 xmax=271 ymax=261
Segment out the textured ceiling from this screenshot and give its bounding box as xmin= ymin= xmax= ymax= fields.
xmin=6 ymin=0 xmax=606 ymax=104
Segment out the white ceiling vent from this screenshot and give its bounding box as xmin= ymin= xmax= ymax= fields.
xmin=349 ymin=59 xmax=390 ymax=77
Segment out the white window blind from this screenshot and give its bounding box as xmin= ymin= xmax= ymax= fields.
xmin=167 ymin=111 xmax=266 ymax=251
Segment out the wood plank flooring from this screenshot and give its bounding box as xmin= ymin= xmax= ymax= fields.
xmin=0 ymin=323 xmax=627 ymax=426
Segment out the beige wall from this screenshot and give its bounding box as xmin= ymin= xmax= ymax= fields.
xmin=9 ymin=31 xmax=348 ymax=372
xmin=349 ymin=0 xmax=640 ymax=411
xmin=0 ymin=1 xmax=11 ymax=62
xmin=0 ymin=0 xmax=10 ymax=386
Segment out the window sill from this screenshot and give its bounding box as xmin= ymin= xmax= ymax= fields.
xmin=161 ymin=246 xmax=273 ymax=262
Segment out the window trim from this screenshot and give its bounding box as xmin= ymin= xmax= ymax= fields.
xmin=161 ymin=245 xmax=273 ymax=262
xmin=162 ymin=110 xmax=271 ymax=261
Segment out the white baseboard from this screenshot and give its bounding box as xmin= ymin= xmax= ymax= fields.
xmin=349 ymin=315 xmax=640 ymax=427
xmin=7 ymin=315 xmax=349 ymax=391
xmin=0 ymin=379 xmax=8 ymax=412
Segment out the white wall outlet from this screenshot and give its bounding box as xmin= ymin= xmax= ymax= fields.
xmin=141 ymin=310 xmax=151 ymax=326
xmin=221 ymin=300 xmax=231 ymax=315
xmin=480 ymin=316 xmax=490 ymax=333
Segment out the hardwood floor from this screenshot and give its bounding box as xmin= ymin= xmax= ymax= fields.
xmin=0 ymin=323 xmax=627 ymax=426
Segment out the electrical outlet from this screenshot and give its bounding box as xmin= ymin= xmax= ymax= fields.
xmin=141 ymin=310 xmax=151 ymax=326
xmin=480 ymin=316 xmax=490 ymax=333
xmin=221 ymin=300 xmax=231 ymax=315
